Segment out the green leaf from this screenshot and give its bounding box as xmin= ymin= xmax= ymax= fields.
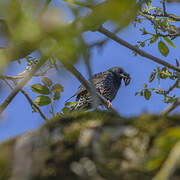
xmin=62 ymin=107 xmax=70 ymax=114
xmin=149 ymin=35 xmax=158 ymax=45
xmin=143 ymin=83 xmax=147 ymax=88
xmin=53 ymin=92 xmax=60 ymax=100
xmin=163 ymin=37 xmax=176 ymax=48
xmin=31 ymin=83 xmax=50 ymax=95
xmin=41 ymin=77 xmax=53 ymax=87
xmin=52 ymin=84 xmax=64 ymax=93
xmin=139 ymin=89 xmax=143 ymax=96
xmin=149 ymin=72 xmax=156 ymax=83
xmin=144 ymin=89 xmax=151 ymax=100
xmin=34 ymin=95 xmax=51 ymax=106
xmin=158 ymin=40 xmax=169 ymax=57
xmin=65 ymin=102 xmax=77 ymax=106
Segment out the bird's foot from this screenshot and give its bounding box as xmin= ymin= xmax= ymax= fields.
xmin=99 ymin=87 xmax=104 ymax=94
xmin=107 ymin=100 xmax=112 ymax=109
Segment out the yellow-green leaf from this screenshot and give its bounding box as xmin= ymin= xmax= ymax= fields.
xmin=144 ymin=89 xmax=151 ymax=100
xmin=31 ymin=83 xmax=50 ymax=95
xmin=158 ymin=41 xmax=169 ymax=57
xmin=52 ymin=84 xmax=64 ymax=93
xmin=34 ymin=95 xmax=51 ymax=106
xmin=163 ymin=37 xmax=176 ymax=48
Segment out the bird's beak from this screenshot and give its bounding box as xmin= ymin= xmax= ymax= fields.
xmin=121 ymin=74 xmax=131 ymax=86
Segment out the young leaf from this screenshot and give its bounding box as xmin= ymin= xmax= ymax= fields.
xmin=52 ymin=84 xmax=64 ymax=93
xmin=149 ymin=35 xmax=158 ymax=45
xmin=158 ymin=41 xmax=169 ymax=57
xmin=34 ymin=95 xmax=51 ymax=106
xmin=53 ymin=92 xmax=60 ymax=100
xmin=144 ymin=89 xmax=151 ymax=100
xmin=31 ymin=83 xmax=50 ymax=95
xmin=42 ymin=77 xmax=53 ymax=87
xmin=149 ymin=72 xmax=156 ymax=83
xmin=62 ymin=107 xmax=70 ymax=114
xmin=163 ymin=37 xmax=176 ymax=48
xmin=65 ymin=102 xmax=77 ymax=106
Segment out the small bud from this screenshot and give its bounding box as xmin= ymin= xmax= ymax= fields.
xmin=42 ymin=77 xmax=53 ymax=87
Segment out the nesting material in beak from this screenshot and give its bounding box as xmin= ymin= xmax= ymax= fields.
xmin=122 ymin=74 xmax=131 ymax=86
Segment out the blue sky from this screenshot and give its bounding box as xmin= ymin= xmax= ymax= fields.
xmin=0 ymin=1 xmax=180 ymax=141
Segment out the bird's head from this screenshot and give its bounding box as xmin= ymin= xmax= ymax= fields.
xmin=108 ymin=66 xmax=131 ymax=86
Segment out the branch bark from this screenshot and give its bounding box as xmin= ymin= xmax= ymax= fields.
xmin=0 ymin=56 xmax=48 ymax=115
xmin=2 ymin=78 xmax=47 ymax=120
xmin=98 ymin=26 xmax=180 ymax=73
xmin=161 ymin=97 xmax=180 ymax=115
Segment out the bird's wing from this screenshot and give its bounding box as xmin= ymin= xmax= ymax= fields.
xmin=75 ymin=72 xmax=108 ymax=99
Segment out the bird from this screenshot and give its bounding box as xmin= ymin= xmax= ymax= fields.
xmin=67 ymin=66 xmax=131 ymax=111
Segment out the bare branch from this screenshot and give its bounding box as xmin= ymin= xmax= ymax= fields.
xmin=161 ymin=97 xmax=180 ymax=115
xmin=0 ymin=65 xmax=51 ymax=80
xmin=98 ymin=26 xmax=180 ymax=73
xmin=2 ymin=77 xmax=47 ymax=120
xmin=0 ymin=56 xmax=48 ymax=115
xmin=164 ymin=80 xmax=179 ymax=95
xmin=63 ymin=63 xmax=118 ymax=114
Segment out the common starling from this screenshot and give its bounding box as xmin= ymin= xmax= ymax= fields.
xmin=68 ymin=66 xmax=131 ymax=111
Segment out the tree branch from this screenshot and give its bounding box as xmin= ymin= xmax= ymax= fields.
xmin=98 ymin=26 xmax=180 ymax=73
xmin=2 ymin=77 xmax=47 ymax=120
xmin=164 ymin=80 xmax=179 ymax=96
xmin=0 ymin=56 xmax=48 ymax=115
xmin=161 ymin=97 xmax=180 ymax=115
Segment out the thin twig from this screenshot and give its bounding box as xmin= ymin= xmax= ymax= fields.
xmin=2 ymin=77 xmax=47 ymax=120
xmin=0 ymin=66 xmax=51 ymax=80
xmin=0 ymin=56 xmax=48 ymax=115
xmin=63 ymin=63 xmax=118 ymax=114
xmin=164 ymin=80 xmax=179 ymax=95
xmin=142 ymin=11 xmax=180 ymax=21
xmin=162 ymin=0 xmax=167 ymax=16
xmin=38 ymin=0 xmax=52 ymax=19
xmin=161 ymin=97 xmax=180 ymax=115
xmin=98 ymin=26 xmax=180 ymax=73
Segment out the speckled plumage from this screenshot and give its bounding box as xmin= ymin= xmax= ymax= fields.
xmin=72 ymin=67 xmax=131 ymax=111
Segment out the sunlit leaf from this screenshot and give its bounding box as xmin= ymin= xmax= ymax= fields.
xmin=34 ymin=95 xmax=51 ymax=106
xmin=31 ymin=83 xmax=50 ymax=95
xmin=158 ymin=40 xmax=169 ymax=57
xmin=52 ymin=84 xmax=64 ymax=93
xmin=62 ymin=106 xmax=70 ymax=114
xmin=144 ymin=89 xmax=151 ymax=100
xmin=163 ymin=37 xmax=176 ymax=48
xmin=65 ymin=102 xmax=77 ymax=106
xmin=41 ymin=77 xmax=53 ymax=87
xmin=149 ymin=72 xmax=156 ymax=83
xmin=53 ymin=92 xmax=60 ymax=100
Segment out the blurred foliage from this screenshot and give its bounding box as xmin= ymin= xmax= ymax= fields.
xmin=1 ymin=111 xmax=180 ymax=179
